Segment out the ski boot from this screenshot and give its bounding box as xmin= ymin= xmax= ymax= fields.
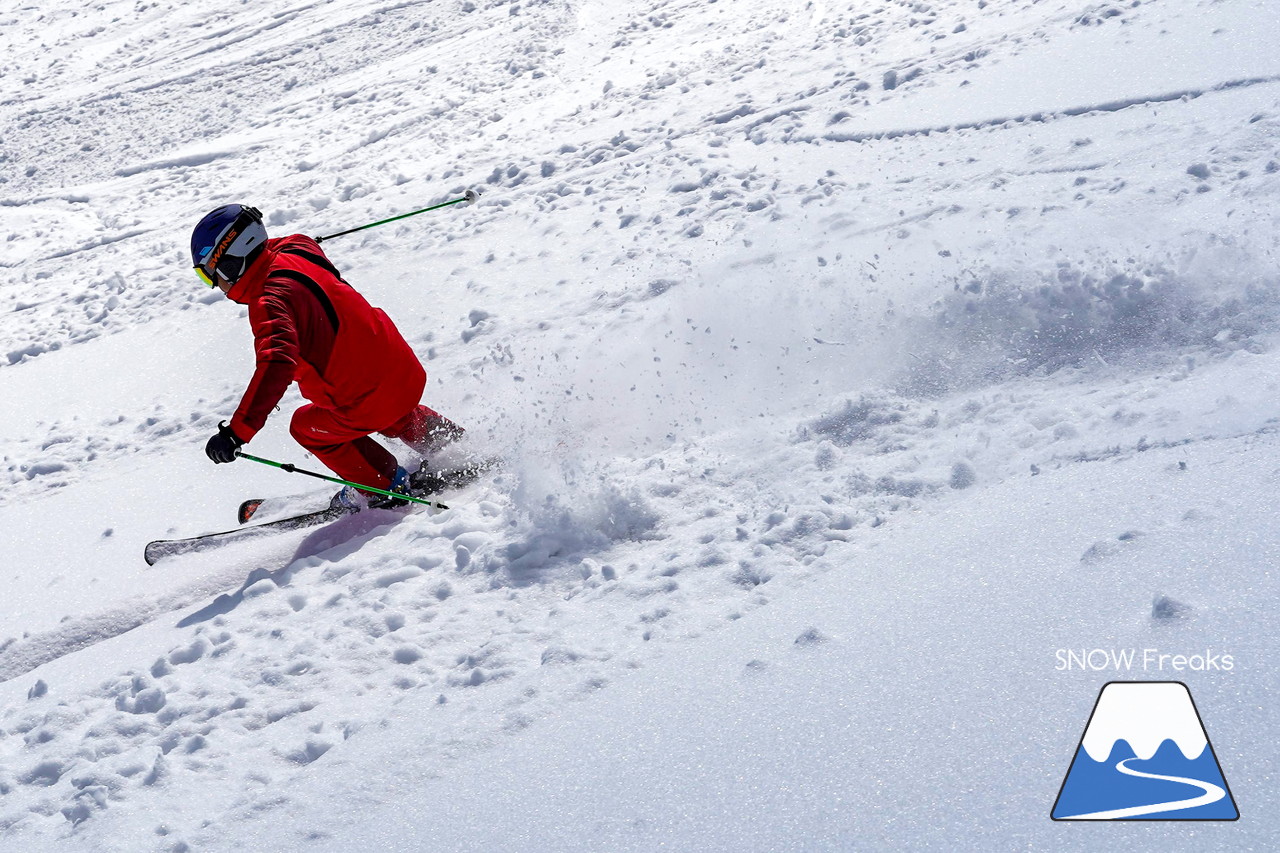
xmin=330 ymin=467 xmax=411 ymax=511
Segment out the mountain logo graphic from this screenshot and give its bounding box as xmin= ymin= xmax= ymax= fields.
xmin=1052 ymin=681 xmax=1239 ymax=821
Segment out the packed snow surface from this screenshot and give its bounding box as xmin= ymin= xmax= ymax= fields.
xmin=2 ymin=0 xmax=1280 ymax=850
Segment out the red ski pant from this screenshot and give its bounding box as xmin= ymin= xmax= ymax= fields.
xmin=290 ymin=402 xmax=463 ymax=491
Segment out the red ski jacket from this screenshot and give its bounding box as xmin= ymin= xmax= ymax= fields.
xmin=224 ymin=235 xmax=425 ymax=442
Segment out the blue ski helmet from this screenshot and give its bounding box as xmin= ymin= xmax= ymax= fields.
xmin=191 ymin=204 xmax=267 ymax=287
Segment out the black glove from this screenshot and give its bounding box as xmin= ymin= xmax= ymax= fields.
xmin=205 ymin=420 xmax=245 ymax=464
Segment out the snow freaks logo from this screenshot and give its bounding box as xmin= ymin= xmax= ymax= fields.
xmin=1051 ymin=682 xmax=1239 ymax=821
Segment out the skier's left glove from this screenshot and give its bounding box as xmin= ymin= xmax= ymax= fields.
xmin=205 ymin=420 xmax=245 ymax=464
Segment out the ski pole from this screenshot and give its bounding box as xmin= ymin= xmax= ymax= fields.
xmin=314 ymin=188 xmax=481 ymax=243
xmin=234 ymin=451 xmax=448 ymax=510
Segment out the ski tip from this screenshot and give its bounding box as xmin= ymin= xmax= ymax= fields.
xmin=238 ymin=499 xmax=265 ymax=525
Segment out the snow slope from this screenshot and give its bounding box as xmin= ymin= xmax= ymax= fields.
xmin=2 ymin=0 xmax=1279 ymax=849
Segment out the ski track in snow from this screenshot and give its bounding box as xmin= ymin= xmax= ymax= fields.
xmin=2 ymin=0 xmax=1279 ymax=848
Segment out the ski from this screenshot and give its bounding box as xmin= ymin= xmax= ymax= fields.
xmin=237 ymin=457 xmax=501 ymax=524
xmin=145 ymin=458 xmax=501 ymax=565
xmin=144 ymin=506 xmax=352 ymax=566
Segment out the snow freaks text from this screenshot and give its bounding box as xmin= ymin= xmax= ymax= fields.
xmin=1055 ymin=649 xmax=1235 ymax=672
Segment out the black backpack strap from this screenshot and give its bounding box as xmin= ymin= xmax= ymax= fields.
xmin=268 ymin=269 xmax=340 ymax=333
xmin=278 ymin=247 xmax=348 ymax=284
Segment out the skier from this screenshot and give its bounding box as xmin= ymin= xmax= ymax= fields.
xmin=191 ymin=204 xmax=462 ymax=508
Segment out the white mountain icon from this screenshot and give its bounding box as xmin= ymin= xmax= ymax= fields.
xmin=1082 ymin=681 xmax=1207 ymax=761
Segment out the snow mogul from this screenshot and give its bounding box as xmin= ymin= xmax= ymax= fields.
xmin=191 ymin=204 xmax=462 ymax=507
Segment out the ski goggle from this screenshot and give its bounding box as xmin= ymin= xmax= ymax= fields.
xmin=194 ymin=234 xmax=230 ymax=288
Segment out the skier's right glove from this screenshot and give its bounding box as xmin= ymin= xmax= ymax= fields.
xmin=205 ymin=420 xmax=245 ymax=464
